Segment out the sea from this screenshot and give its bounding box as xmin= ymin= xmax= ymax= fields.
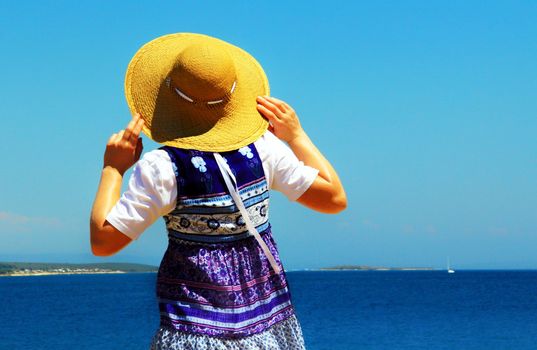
xmin=1 ymin=270 xmax=537 ymax=350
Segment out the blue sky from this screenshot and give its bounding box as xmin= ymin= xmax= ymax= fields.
xmin=0 ymin=1 xmax=535 ymax=269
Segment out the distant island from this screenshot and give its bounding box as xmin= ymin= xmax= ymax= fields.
xmin=0 ymin=262 xmax=435 ymax=276
xmin=0 ymin=262 xmax=158 ymax=277
xmin=319 ymin=265 xmax=435 ymax=271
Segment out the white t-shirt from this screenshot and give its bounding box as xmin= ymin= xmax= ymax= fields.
xmin=106 ymin=131 xmax=319 ymax=240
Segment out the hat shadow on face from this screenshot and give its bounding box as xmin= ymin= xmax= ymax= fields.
xmin=151 ymin=83 xmax=221 ymax=144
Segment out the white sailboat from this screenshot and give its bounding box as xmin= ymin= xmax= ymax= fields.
xmin=447 ymin=257 xmax=455 ymax=274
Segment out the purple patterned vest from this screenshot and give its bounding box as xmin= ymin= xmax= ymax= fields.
xmin=156 ymin=143 xmax=296 ymax=338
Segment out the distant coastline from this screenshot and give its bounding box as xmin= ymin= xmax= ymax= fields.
xmin=318 ymin=265 xmax=435 ymax=271
xmin=1 ymin=262 xmax=436 ymax=277
xmin=0 ymin=262 xmax=158 ymax=277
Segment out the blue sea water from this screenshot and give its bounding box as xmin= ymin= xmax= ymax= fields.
xmin=1 ymin=270 xmax=537 ymax=349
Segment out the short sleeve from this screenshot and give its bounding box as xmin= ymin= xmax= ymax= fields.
xmin=105 ymin=150 xmax=177 ymax=240
xmin=255 ymin=131 xmax=319 ymax=201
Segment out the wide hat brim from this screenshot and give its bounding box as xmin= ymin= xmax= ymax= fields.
xmin=125 ymin=33 xmax=269 ymax=152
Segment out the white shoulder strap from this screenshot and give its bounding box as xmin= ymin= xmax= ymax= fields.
xmin=214 ymin=153 xmax=282 ymax=274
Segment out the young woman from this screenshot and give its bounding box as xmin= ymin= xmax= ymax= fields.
xmin=90 ymin=33 xmax=346 ymax=350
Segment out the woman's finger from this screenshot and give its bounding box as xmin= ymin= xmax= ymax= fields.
xmin=115 ymin=130 xmax=125 ymax=144
xmin=282 ymin=101 xmax=293 ymax=112
xmin=123 ymin=118 xmax=137 ymax=142
xmin=256 ymin=96 xmax=283 ymax=118
xmin=108 ymin=133 xmax=118 ymax=144
xmin=264 ymin=96 xmax=288 ymax=113
xmin=131 ymin=115 xmax=145 ymax=141
xmin=256 ymin=104 xmax=280 ymax=124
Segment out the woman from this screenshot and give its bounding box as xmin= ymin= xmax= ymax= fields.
xmin=90 ymin=33 xmax=346 ymax=349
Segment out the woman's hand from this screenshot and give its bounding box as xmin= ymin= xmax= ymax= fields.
xmin=256 ymin=96 xmax=305 ymax=143
xmin=257 ymin=95 xmax=347 ymax=214
xmin=90 ymin=113 xmax=145 ymax=256
xmin=104 ymin=113 xmax=144 ymax=175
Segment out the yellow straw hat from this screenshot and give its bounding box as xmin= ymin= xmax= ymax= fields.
xmin=125 ymin=33 xmax=269 ymax=152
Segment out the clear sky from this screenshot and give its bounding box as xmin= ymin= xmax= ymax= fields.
xmin=0 ymin=1 xmax=535 ymax=269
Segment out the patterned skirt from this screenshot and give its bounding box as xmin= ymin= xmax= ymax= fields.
xmin=150 ymin=227 xmax=306 ymax=349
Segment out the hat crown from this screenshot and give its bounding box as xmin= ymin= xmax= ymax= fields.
xmin=170 ymin=43 xmax=237 ymax=102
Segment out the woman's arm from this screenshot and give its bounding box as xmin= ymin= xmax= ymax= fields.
xmin=90 ymin=114 xmax=144 ymax=256
xmin=256 ymin=96 xmax=347 ymax=214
